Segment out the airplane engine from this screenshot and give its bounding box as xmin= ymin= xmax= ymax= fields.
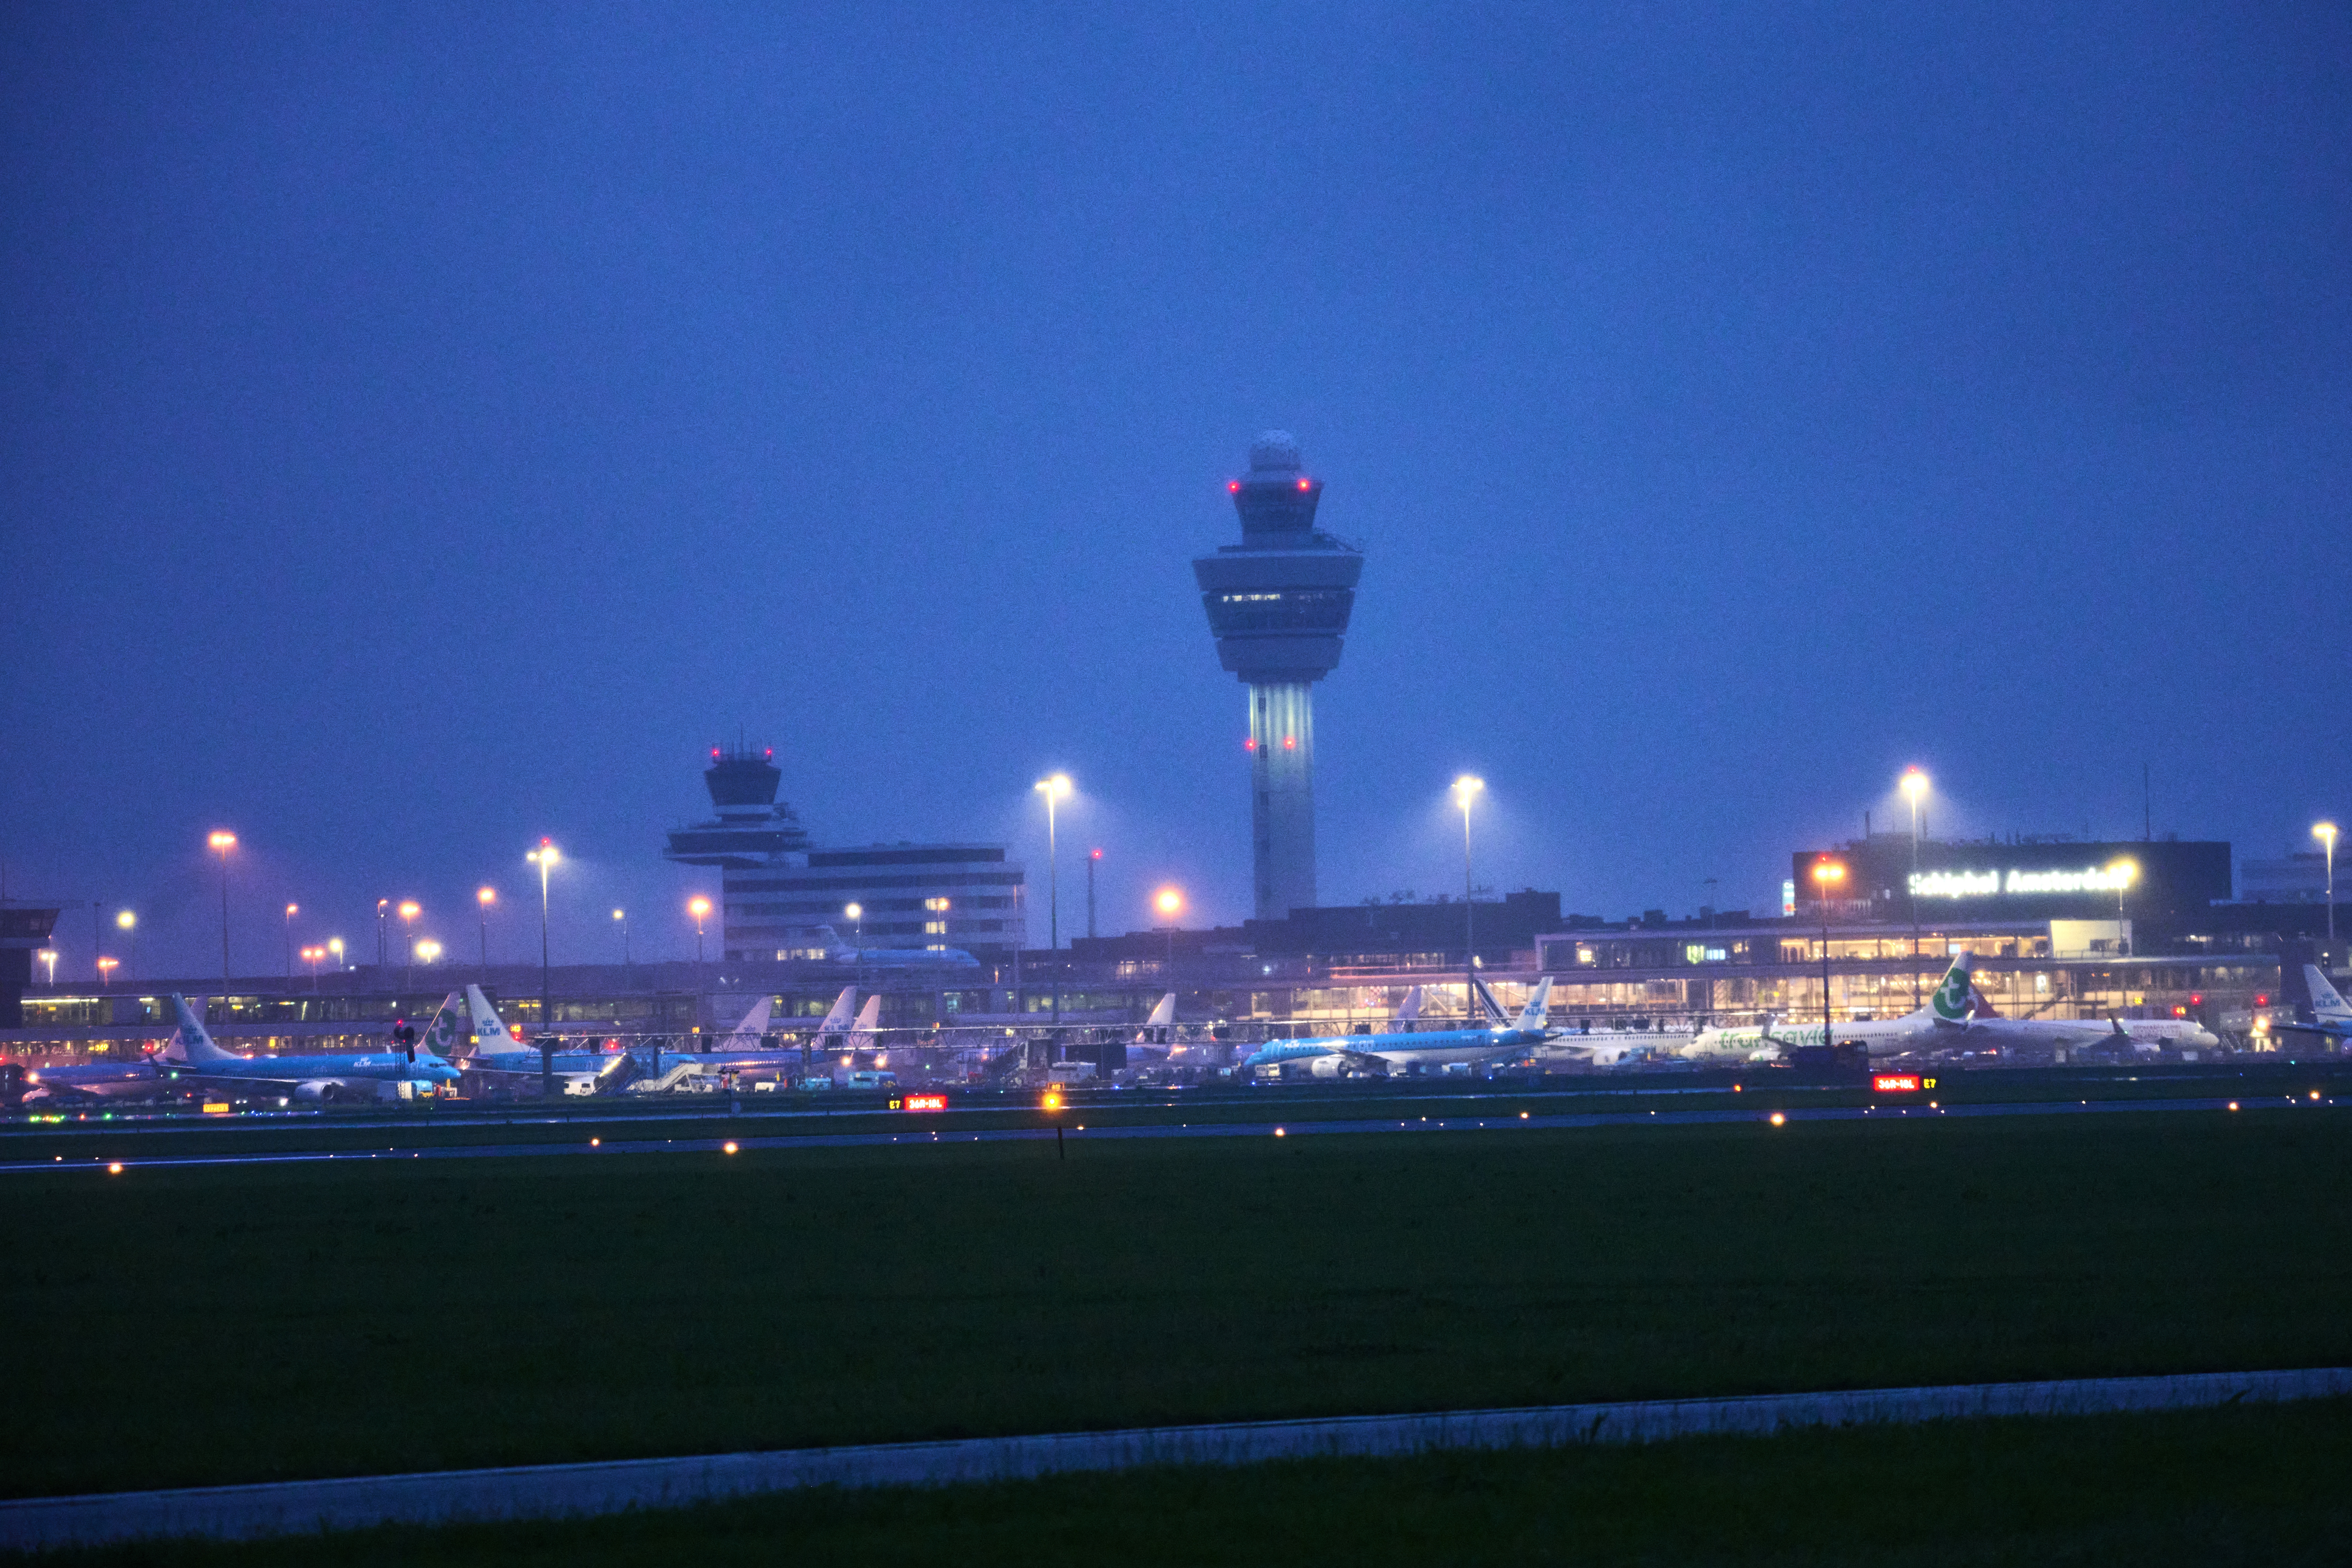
xmin=1309 ymin=1055 xmax=1349 ymax=1078
xmin=292 ymin=1081 xmax=338 ymax=1105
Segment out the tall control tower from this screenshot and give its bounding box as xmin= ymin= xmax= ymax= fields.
xmin=1194 ymin=432 xmax=1364 ymax=920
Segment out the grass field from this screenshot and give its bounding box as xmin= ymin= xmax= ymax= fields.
xmin=6 ymin=1106 xmax=2351 ymax=1499
xmin=23 ymin=1400 xmax=2352 ymax=1566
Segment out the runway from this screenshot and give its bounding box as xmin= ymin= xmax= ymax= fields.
xmin=1 ymin=1090 xmax=2335 ymax=1175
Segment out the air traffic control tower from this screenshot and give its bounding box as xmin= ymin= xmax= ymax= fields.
xmin=1194 ymin=432 xmax=1364 ymax=921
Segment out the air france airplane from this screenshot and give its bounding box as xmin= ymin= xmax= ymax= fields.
xmin=1244 ymin=979 xmax=1557 ymax=1078
xmin=157 ymin=994 xmax=460 ymax=1104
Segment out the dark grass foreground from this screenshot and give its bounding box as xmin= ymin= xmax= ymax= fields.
xmin=21 ymin=1400 xmax=2352 ymax=1567
xmin=7 ymin=1108 xmax=2351 ymax=1497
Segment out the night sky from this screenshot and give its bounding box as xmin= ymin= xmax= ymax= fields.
xmin=5 ymin=4 xmax=2347 ymax=979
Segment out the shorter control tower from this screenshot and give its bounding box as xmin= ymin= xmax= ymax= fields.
xmin=1194 ymin=433 xmax=1364 ymax=920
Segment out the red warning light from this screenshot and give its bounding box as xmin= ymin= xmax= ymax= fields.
xmin=1296 ymin=478 xmax=1310 ymax=491
xmin=1244 ymin=737 xmax=1257 ymax=751
xmin=711 ymin=748 xmax=720 ymax=759
xmin=1228 ymin=481 xmax=1240 ymax=493
xmin=1090 ymin=848 xmax=1102 ymax=860
xmin=1282 ymin=735 xmax=1296 ymax=750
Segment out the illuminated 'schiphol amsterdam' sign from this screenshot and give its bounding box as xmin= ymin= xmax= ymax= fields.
xmin=1909 ymin=865 xmax=2135 ymax=899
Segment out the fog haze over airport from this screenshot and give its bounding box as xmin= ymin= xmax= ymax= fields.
xmin=5 ymin=4 xmax=2348 ymax=976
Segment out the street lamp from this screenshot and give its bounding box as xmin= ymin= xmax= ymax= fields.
xmin=302 ymin=945 xmax=323 ymax=991
xmin=2107 ymin=859 xmax=2137 ymax=938
xmin=1154 ymin=885 xmax=1184 ymax=972
xmin=415 ymin=939 xmax=442 ymax=966
xmin=1453 ymin=775 xmax=1484 ymax=1011
xmin=327 ymin=936 xmax=344 ymax=976
xmin=115 ymin=910 xmax=137 ymax=984
xmin=612 ymin=908 xmax=629 ymax=967
xmin=689 ymin=896 xmax=712 ymax=964
xmin=37 ymin=949 xmax=57 ymax=987
xmin=399 ymin=901 xmax=421 ymax=991
xmin=2317 ymin=822 xmax=2339 ymax=948
xmin=207 ymin=830 xmax=237 ymax=984
xmin=526 ymin=840 xmax=559 ymax=1041
xmin=1088 ymin=848 xmax=1102 ymax=940
xmin=377 ymin=899 xmax=389 ymax=968
xmin=477 ymin=887 xmax=497 ymax=973
xmin=284 ymin=903 xmax=299 ymax=980
xmin=1811 ymin=858 xmax=1846 ymax=1050
xmin=97 ymin=957 xmax=118 ymax=990
xmin=1900 ymin=768 xmax=1928 ymax=1007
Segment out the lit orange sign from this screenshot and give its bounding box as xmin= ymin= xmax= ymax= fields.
xmin=903 ymin=1094 xmax=948 ymax=1112
xmin=1872 ymin=1074 xmax=1936 ymax=1093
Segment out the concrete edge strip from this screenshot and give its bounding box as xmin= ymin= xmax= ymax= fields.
xmin=5 ymin=1367 xmax=2347 ymax=1550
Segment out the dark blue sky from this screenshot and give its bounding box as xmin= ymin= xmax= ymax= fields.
xmin=5 ymin=3 xmax=2348 ymax=978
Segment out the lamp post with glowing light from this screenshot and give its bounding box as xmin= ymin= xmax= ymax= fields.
xmin=398 ymin=901 xmax=421 ymax=992
xmin=1154 ymin=885 xmax=1185 ymax=973
xmin=37 ymin=949 xmax=57 ymax=987
xmin=2317 ymin=822 xmax=2339 ymax=948
xmin=526 ymin=841 xmax=558 ymax=1044
xmin=97 ymin=957 xmax=118 ymax=990
xmin=302 ymin=945 xmax=323 ymax=991
xmin=1900 ymin=768 xmax=1928 ymax=1006
xmin=115 ymin=910 xmax=137 ymax=984
xmin=1453 ymin=776 xmax=1484 ymax=1014
xmin=1033 ymin=775 xmax=1072 ymax=1023
xmin=207 ymin=831 xmax=237 ymax=984
xmin=284 ymin=903 xmax=299 ymax=980
xmin=477 ymin=887 xmax=496 ymax=975
xmin=613 ymin=908 xmax=629 ymax=968
xmin=1087 ymin=848 xmax=1102 ymax=940
xmin=689 ymin=897 xmax=711 ymax=964
xmin=1812 ymin=858 xmax=1845 ymax=1049
xmin=416 ymin=939 xmax=442 ymax=968
xmin=327 ymin=936 xmax=344 ymax=978
xmin=376 ymin=899 xmax=389 ymax=969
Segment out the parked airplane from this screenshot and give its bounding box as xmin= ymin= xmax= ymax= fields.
xmin=1927 ymin=952 xmax=2219 ymax=1055
xmin=1689 ymin=954 xmax=1976 ymax=1060
xmin=2267 ymin=964 xmax=2351 ymax=1048
xmin=1244 ymin=979 xmax=1557 ymax=1077
xmin=457 ymin=986 xmax=635 ymax=1097
xmin=10 ymin=1056 xmax=163 ymax=1105
xmin=157 ymin=994 xmax=460 ymax=1104
xmin=812 ymin=924 xmax=981 ymax=969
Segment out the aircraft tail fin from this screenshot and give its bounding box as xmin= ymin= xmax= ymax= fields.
xmin=408 ymin=991 xmax=465 ymax=1060
xmin=462 ymin=985 xmax=518 ymax=1056
xmin=1927 ymin=950 xmax=1974 ymax=1023
xmin=1144 ymin=992 xmax=1176 ymax=1029
xmin=814 ymin=986 xmax=856 ymax=1033
xmin=2307 ymin=964 xmax=2352 ymax=1023
xmin=162 ymin=996 xmax=235 ymax=1063
xmin=816 ymin=924 xmax=852 ymax=959
xmin=1470 ymin=974 xmax=1509 ymax=1025
xmin=1398 ymin=986 xmax=1423 ymax=1024
xmin=726 ymin=995 xmax=775 ymax=1044
xmin=849 ymin=996 xmax=881 ymax=1039
xmin=1513 ymin=978 xmax=1554 ymax=1032
xmin=1967 ymin=984 xmax=2003 ymax=1019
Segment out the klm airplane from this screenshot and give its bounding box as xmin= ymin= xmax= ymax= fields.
xmin=1244 ymin=979 xmax=1556 ymax=1078
xmin=2275 ymin=965 xmax=2352 ymax=1048
xmin=812 ymin=924 xmax=981 ymax=969
xmin=457 ymin=986 xmax=635 ymax=1097
xmin=158 ymin=994 xmax=460 ymax=1104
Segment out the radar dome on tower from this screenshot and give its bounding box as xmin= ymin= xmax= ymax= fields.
xmin=1250 ymin=431 xmax=1302 ymax=472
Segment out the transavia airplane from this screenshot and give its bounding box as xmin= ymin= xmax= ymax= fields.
xmin=2270 ymin=965 xmax=2352 ymax=1048
xmin=1690 ymin=950 xmax=2219 ymax=1060
xmin=1244 ymin=979 xmax=1557 ymax=1078
xmin=157 ymin=993 xmax=460 ymax=1103
xmin=812 ymin=924 xmax=981 ymax=969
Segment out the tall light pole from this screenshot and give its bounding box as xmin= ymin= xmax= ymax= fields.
xmin=37 ymin=949 xmax=57 ymax=988
xmin=303 ymin=945 xmax=322 ymax=991
xmin=376 ymin=899 xmax=389 ymax=969
xmin=612 ymin=908 xmax=629 ymax=968
xmin=208 ymin=830 xmax=237 ymax=985
xmin=689 ymin=896 xmax=711 ymax=964
xmin=1453 ymin=776 xmax=1484 ymax=1016
xmin=397 ymin=901 xmax=421 ymax=991
xmin=1087 ymin=848 xmax=1101 ymax=940
xmin=284 ymin=903 xmax=299 ymax=981
xmin=477 ymin=887 xmax=497 ymax=975
xmin=527 ymin=841 xmax=558 ymax=1040
xmin=327 ymin=936 xmax=344 ymax=978
xmin=2317 ymin=822 xmax=2339 ymax=949
xmin=1812 ymin=858 xmax=1845 ymax=1049
xmin=1900 ymin=768 xmax=1928 ymax=1007
xmin=115 ymin=910 xmax=137 ymax=984
xmin=1033 ymin=775 xmax=1070 ymax=1024
xmin=97 ymin=957 xmax=118 ymax=990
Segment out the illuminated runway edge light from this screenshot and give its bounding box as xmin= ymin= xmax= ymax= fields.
xmin=4 ymin=1367 xmax=2346 ymax=1552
